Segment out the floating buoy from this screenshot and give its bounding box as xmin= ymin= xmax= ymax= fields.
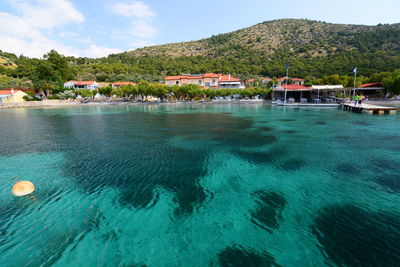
xmin=12 ymin=181 xmax=35 ymax=197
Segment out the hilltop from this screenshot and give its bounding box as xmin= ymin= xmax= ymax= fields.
xmin=1 ymin=19 xmax=400 ymax=84
xmin=103 ymin=19 xmax=400 ymax=78
xmin=127 ymin=19 xmax=400 ymax=58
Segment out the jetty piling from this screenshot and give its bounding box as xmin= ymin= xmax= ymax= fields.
xmin=340 ymin=103 xmax=397 ymax=115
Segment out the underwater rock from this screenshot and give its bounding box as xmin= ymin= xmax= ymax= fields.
xmin=313 ymin=204 xmax=400 ymax=266
xmin=217 ymin=245 xmax=280 ymax=267
xmin=250 ymin=190 xmax=286 ymax=233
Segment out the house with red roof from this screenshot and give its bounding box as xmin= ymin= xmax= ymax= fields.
xmin=219 ymin=75 xmax=245 ymax=89
xmin=164 ymin=73 xmax=244 ymax=89
xmin=0 ymin=89 xmax=28 ymax=103
xmin=277 ymin=77 xmax=305 ymax=87
xmin=272 ymin=84 xmax=312 ymax=103
xmin=356 ymin=82 xmax=385 ymax=97
xmin=112 ymin=82 xmax=136 ymax=88
xmin=246 ymin=77 xmax=272 ymax=87
xmin=359 ymin=82 xmax=384 ymax=88
xmin=64 ymin=81 xmax=99 ymax=90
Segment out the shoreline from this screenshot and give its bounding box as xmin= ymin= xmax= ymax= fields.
xmin=0 ymin=99 xmax=273 ymax=110
xmin=2 ymin=99 xmax=400 ymax=110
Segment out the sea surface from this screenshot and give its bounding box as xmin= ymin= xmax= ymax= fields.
xmin=0 ymin=104 xmax=399 ymax=267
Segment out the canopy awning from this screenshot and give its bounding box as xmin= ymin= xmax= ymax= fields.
xmin=273 ymin=88 xmax=312 ymax=92
xmin=312 ymin=85 xmax=344 ymax=90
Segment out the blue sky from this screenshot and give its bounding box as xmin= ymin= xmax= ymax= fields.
xmin=0 ymin=0 xmax=399 ymax=58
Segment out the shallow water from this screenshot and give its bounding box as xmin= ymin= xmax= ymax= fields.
xmin=1 ymin=104 xmax=399 ymax=266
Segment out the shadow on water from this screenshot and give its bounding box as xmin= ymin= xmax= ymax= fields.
xmin=277 ymin=119 xmax=296 ymax=122
xmin=250 ymin=190 xmax=286 ymax=233
xmin=1 ymin=202 xmax=104 ymax=267
xmin=57 ymin=112 xmax=273 ymax=215
xmin=282 ymin=129 xmax=298 ymax=134
xmin=374 ymin=175 xmax=400 ymax=193
xmin=0 ymin=187 xmax=63 ymax=247
xmin=232 ymin=150 xmax=276 ymax=165
xmin=217 ymin=245 xmax=280 ymax=267
xmin=278 ymin=159 xmax=306 ymax=171
xmin=258 ymin=126 xmax=275 ymax=132
xmin=313 ymin=204 xmax=400 ymax=266
xmin=354 ymin=120 xmax=371 ymax=126
xmin=335 ymin=163 xmax=360 ymax=175
xmin=0 ymin=201 xmax=30 ymax=246
xmin=29 ymin=206 xmax=105 ymax=267
xmin=369 ymin=158 xmax=398 ymax=173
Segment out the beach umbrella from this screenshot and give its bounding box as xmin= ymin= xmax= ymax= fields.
xmin=12 ymin=181 xmax=35 ymax=197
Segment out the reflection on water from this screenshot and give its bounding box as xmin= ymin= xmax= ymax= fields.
xmin=0 ymin=104 xmax=399 ymax=266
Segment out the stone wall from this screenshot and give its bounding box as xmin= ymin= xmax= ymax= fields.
xmin=0 ymin=100 xmax=80 ymax=109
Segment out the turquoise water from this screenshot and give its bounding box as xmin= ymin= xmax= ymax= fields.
xmin=0 ymin=104 xmax=399 ymax=266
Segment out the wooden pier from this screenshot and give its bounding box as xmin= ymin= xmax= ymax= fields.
xmin=340 ymin=103 xmax=398 ymax=114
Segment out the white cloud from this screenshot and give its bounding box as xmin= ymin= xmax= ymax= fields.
xmin=131 ymin=20 xmax=157 ymax=39
xmin=9 ymin=0 xmax=84 ymax=29
xmin=113 ymin=1 xmax=155 ymax=20
xmin=0 ymin=1 xmax=120 ymax=58
xmin=131 ymin=40 xmax=155 ymax=48
xmin=112 ymin=1 xmax=158 ymax=46
xmin=0 ymin=11 xmax=79 ymax=57
xmin=59 ymin=31 xmax=92 ymax=44
xmin=0 ymin=35 xmax=80 ymax=58
xmin=83 ymin=45 xmax=124 ymax=58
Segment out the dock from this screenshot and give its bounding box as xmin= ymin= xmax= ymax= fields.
xmin=340 ymin=103 xmax=398 ymax=114
xmin=276 ymin=103 xmax=339 ymax=107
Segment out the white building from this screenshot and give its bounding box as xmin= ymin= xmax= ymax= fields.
xmin=64 ymin=81 xmax=99 ymax=90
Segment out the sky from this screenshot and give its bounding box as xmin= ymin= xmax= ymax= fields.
xmin=0 ymin=0 xmax=399 ymax=58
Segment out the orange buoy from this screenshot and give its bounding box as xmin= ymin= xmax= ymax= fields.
xmin=12 ymin=181 xmax=35 ymax=197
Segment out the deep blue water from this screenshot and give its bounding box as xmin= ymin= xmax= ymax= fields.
xmin=0 ymin=104 xmax=400 ymax=266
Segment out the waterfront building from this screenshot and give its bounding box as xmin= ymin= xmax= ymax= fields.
xmin=277 ymin=77 xmax=305 ymax=87
xmin=0 ymin=89 xmax=28 ymax=103
xmin=246 ymin=77 xmax=273 ymax=87
xmin=98 ymin=82 xmax=111 ymax=88
xmin=112 ymin=82 xmax=136 ymax=88
xmin=64 ymin=81 xmax=99 ymax=90
xmin=273 ymin=84 xmax=345 ymax=103
xmin=164 ymin=73 xmax=244 ymax=89
xmin=356 ymin=82 xmax=386 ymax=97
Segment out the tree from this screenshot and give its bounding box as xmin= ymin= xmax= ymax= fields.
xmin=98 ymin=86 xmax=113 ymax=97
xmin=383 ymin=69 xmax=400 ymax=95
xmin=32 ymin=50 xmax=76 ymax=98
xmin=137 ymin=80 xmax=151 ymax=101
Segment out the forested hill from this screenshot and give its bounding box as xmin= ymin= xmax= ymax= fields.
xmin=99 ymin=19 xmax=400 ymax=78
xmin=1 ymin=19 xmax=400 ymax=84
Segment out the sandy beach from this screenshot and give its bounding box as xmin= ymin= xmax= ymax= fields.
xmin=0 ymin=99 xmax=274 ymax=110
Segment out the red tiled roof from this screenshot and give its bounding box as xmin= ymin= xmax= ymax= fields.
xmin=66 ymin=81 xmax=97 ymax=85
xmin=165 ymin=75 xmax=188 ymax=80
xmin=165 ymin=73 xmax=241 ymax=82
xmin=113 ymin=82 xmax=136 ymax=86
xmin=219 ymin=75 xmax=241 ymax=82
xmin=359 ymin=82 xmax=384 ymax=88
xmin=203 ymin=73 xmax=220 ymax=78
xmin=247 ymin=79 xmax=255 ymax=82
xmin=0 ymin=89 xmax=22 ymax=95
xmin=278 ymin=77 xmax=304 ymax=82
xmin=280 ymin=84 xmax=310 ymax=90
xmin=2 ymin=87 xmax=34 ymax=93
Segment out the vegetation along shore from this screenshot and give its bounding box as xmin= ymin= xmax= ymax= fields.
xmin=1 ymin=19 xmax=400 ymax=102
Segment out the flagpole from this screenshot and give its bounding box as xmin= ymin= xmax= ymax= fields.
xmin=284 ymin=62 xmax=289 ymax=103
xmin=353 ymin=67 xmax=357 ymax=97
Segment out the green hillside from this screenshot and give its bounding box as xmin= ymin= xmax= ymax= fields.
xmin=83 ymin=19 xmax=400 ymax=79
xmin=1 ymin=19 xmax=400 ymax=88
